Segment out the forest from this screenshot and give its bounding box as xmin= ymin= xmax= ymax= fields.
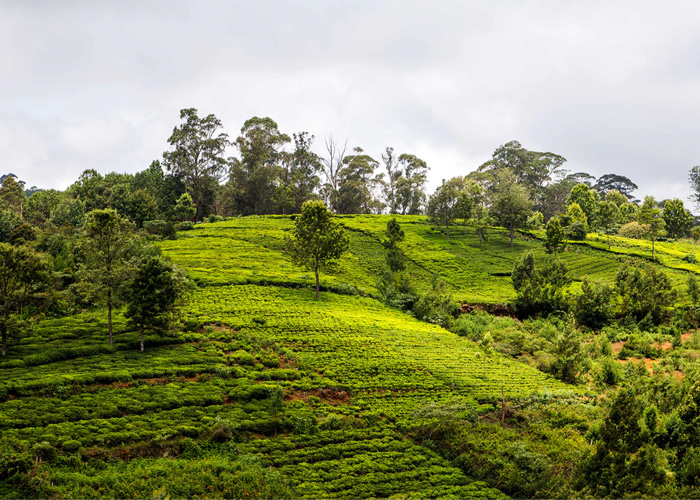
xmin=4 ymin=108 xmax=700 ymax=498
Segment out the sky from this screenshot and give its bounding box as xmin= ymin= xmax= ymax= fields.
xmin=3 ymin=0 xmax=700 ymax=204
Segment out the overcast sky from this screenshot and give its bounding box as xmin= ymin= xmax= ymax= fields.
xmin=3 ymin=0 xmax=700 ymax=204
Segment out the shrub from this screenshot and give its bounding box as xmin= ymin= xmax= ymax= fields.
xmin=565 ymin=221 xmax=587 ymax=240
xmin=143 ymin=220 xmax=176 ymax=239
xmin=176 ymin=221 xmax=194 ymax=231
xmin=208 ymin=214 xmax=224 ymax=223
xmin=618 ymin=221 xmax=650 ymax=239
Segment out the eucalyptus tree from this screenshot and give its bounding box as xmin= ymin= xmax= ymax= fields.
xmin=163 ymin=108 xmax=230 ymax=220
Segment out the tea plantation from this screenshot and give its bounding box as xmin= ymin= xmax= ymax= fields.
xmin=4 ymin=214 xmax=697 ymax=498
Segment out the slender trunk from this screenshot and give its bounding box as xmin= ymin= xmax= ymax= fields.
xmin=607 ymin=234 xmax=611 ymax=250
xmin=446 ymin=220 xmax=450 ymax=242
xmin=478 ymin=225 xmax=483 ymax=247
xmin=107 ymin=290 xmax=113 ymax=346
xmin=172 ymin=309 xmax=176 ymax=335
xmin=652 ymin=234 xmax=655 ymax=260
xmin=509 ymin=222 xmax=515 ymax=247
xmin=315 ymin=265 xmax=320 ymax=300
xmin=501 ymin=386 xmax=506 ymax=427
xmin=1 ymin=321 xmax=6 ymax=357
xmin=140 ymin=326 xmax=144 ymax=352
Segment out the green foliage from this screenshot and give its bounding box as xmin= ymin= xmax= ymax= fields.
xmin=174 ymin=192 xmax=196 ymax=222
xmin=567 ymin=184 xmax=597 ymax=225
xmin=689 ymin=275 xmax=700 ymax=305
xmin=383 ymin=217 xmax=406 ymax=273
xmin=512 ymin=251 xmax=570 ymax=316
xmin=663 ymin=198 xmax=693 ymax=239
xmin=0 ymin=243 xmax=50 ymax=356
xmin=125 ymin=256 xmax=182 ymax=351
xmin=580 ymin=388 xmax=667 ymax=498
xmin=426 ymin=177 xmax=463 ymax=241
xmin=285 ymin=201 xmax=349 ymax=298
xmin=79 ymin=209 xmax=137 ymax=345
xmin=543 ymin=217 xmax=565 ymax=255
xmin=162 ymin=108 xmax=230 ymax=220
xmin=615 ymin=261 xmax=676 ymax=323
xmin=574 ymin=279 xmax=614 ymax=330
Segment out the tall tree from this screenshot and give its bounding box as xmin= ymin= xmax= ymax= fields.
xmin=0 ymin=175 xmax=27 ymax=216
xmin=162 ymin=108 xmax=230 ymax=220
xmin=593 ymin=173 xmax=638 ymax=199
xmin=80 ymin=209 xmax=135 ymax=346
xmin=479 ymin=140 xmax=566 ymax=210
xmin=335 ymin=148 xmax=381 ymax=214
xmin=567 ymin=183 xmax=598 ymax=227
xmin=426 ymin=178 xmax=462 ymax=241
xmin=597 ymin=200 xmax=620 ymax=249
xmin=490 ymin=170 xmax=534 ymax=247
xmin=285 ymin=201 xmax=350 ymax=299
xmin=638 ymin=196 xmax=664 ymax=259
xmin=276 ymin=132 xmax=321 ymax=214
xmin=394 ymin=153 xmax=429 ymax=215
xmin=0 ymin=244 xmax=49 ymax=356
xmin=383 ymin=217 xmax=406 ymax=273
xmin=663 ymin=198 xmax=693 ymax=239
xmin=319 ymin=136 xmax=348 ymax=212
xmin=382 ymin=149 xmax=429 ymax=215
xmin=230 ymin=116 xmax=290 ymax=215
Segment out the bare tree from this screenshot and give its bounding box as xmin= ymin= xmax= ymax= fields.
xmin=320 ymin=136 xmax=348 ymax=212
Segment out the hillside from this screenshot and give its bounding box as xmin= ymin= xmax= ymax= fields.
xmin=0 ymin=214 xmax=592 ymax=499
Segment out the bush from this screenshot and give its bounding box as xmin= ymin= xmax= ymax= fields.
xmin=208 ymin=214 xmax=224 ymax=223
xmin=176 ymin=221 xmax=194 ymax=231
xmin=565 ymin=221 xmax=587 ymax=240
xmin=618 ymin=221 xmax=650 ymax=239
xmin=143 ymin=220 xmax=176 ymax=239
xmin=684 ymin=253 xmax=698 ymax=263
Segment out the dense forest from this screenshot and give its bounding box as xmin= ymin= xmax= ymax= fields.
xmin=5 ymin=108 xmax=700 ymax=498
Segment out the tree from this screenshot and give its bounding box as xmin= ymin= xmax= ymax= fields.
xmin=80 ymin=209 xmax=135 ymax=345
xmin=663 ymin=198 xmax=693 ymax=239
xmin=688 ymin=275 xmax=699 ymax=306
xmin=478 ymin=140 xmax=567 ymax=211
xmin=276 ymin=132 xmax=321 ymax=214
xmin=615 ymin=261 xmax=675 ymax=323
xmin=479 ymin=332 xmax=495 ymax=379
xmin=125 ymin=256 xmax=181 ymax=352
xmin=597 ymin=201 xmax=619 ymax=249
xmin=0 ymin=175 xmax=27 ymax=216
xmin=580 ymin=389 xmax=666 ymax=498
xmin=319 ymin=136 xmax=348 ymax=212
xmin=24 ymin=189 xmax=62 ymax=228
xmin=285 ymin=201 xmax=349 ymax=299
xmin=162 ymin=108 xmax=230 ymax=220
xmin=383 ymin=150 xmax=429 ymax=215
xmin=335 ymin=148 xmax=382 ymax=214
xmin=174 ymin=193 xmax=196 ymax=222
xmin=593 ymin=173 xmax=638 ymax=199
xmin=490 ymin=170 xmax=534 ymax=247
xmin=574 ymin=279 xmax=614 ymax=330
xmin=690 ymin=165 xmax=700 ymax=209
xmin=511 ymin=251 xmax=570 ymax=316
xmin=383 ymin=218 xmax=406 ymax=273
xmin=0 ymin=244 xmax=49 ymax=356
xmin=230 ymin=116 xmax=290 ymax=215
xmin=543 ymin=217 xmax=565 ymax=257
xmin=638 ymin=196 xmax=664 ymax=260
xmin=426 ymin=178 xmax=462 ymax=241
xmin=567 ymin=183 xmax=598 ymax=227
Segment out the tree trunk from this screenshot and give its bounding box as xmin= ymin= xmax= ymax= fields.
xmin=315 ymin=266 xmax=320 ymax=300
xmin=446 ymin=220 xmax=450 ymax=242
xmin=652 ymin=235 xmax=655 ymax=260
xmin=607 ymin=234 xmax=611 ymax=250
xmin=107 ymin=290 xmax=113 ymax=346
xmin=509 ymin=222 xmax=515 ymax=247
xmin=1 ymin=321 xmax=6 ymax=357
xmin=140 ymin=326 xmax=144 ymax=352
